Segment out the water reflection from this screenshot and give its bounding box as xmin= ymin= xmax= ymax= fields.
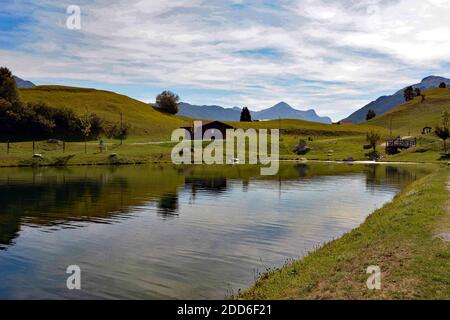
xmin=293 ymin=163 xmax=309 ymax=177
xmin=0 ymin=163 xmax=434 ymax=250
xmin=157 ymin=193 xmax=179 ymax=217
xmin=0 ymin=163 xmax=436 ymax=299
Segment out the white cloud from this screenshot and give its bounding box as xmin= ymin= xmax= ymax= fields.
xmin=1 ymin=0 xmax=450 ymax=120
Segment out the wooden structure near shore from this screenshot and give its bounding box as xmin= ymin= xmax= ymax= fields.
xmin=385 ymin=138 xmax=416 ymax=154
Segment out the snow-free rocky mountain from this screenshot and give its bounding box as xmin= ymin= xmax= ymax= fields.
xmin=178 ymin=101 xmax=332 ymax=123
xmin=342 ymin=76 xmax=450 ymax=123
xmin=13 ymin=76 xmax=35 ymax=88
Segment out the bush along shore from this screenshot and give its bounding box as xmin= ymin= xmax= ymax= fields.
xmin=238 ymin=168 xmax=450 ymax=299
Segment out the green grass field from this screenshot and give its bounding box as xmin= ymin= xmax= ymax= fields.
xmin=238 ymin=168 xmax=450 ymax=299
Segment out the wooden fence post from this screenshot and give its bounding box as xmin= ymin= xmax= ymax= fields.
xmin=32 ymin=141 xmax=35 ymax=154
xmin=7 ymin=140 xmax=10 ymax=154
xmin=63 ymin=141 xmax=66 ymax=153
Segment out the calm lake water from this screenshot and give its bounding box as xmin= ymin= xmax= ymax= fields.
xmin=0 ymin=163 xmax=435 ymax=299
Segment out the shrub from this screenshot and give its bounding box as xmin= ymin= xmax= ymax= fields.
xmin=366 ymin=130 xmax=381 ymax=152
xmin=105 ymin=122 xmax=130 ymax=140
xmin=156 ymin=90 xmax=179 ymax=114
xmin=366 ymin=109 xmax=376 ymax=121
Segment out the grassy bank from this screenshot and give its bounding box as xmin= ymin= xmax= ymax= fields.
xmin=239 ymin=168 xmax=450 ymax=299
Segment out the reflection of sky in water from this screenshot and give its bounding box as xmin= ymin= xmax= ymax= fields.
xmin=0 ymin=165 xmax=431 ymax=299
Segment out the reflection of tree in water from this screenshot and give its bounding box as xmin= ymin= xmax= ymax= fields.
xmin=184 ymin=176 xmax=228 ymax=204
xmin=185 ymin=177 xmax=227 ymax=193
xmin=242 ymin=179 xmax=249 ymax=192
xmin=157 ymin=193 xmax=179 ymax=218
xmin=365 ymin=165 xmax=419 ymax=190
xmin=0 ymin=175 xmax=128 ymax=250
xmin=0 ymin=214 xmax=20 ymax=250
xmin=365 ymin=164 xmax=378 ymax=190
xmin=384 ymin=166 xmax=417 ymax=186
xmin=293 ymin=164 xmax=310 ymax=177
xmin=0 ymin=177 xmax=128 ymax=216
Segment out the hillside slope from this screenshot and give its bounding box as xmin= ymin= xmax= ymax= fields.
xmin=20 ymin=86 xmax=188 ymax=139
xmin=367 ymin=88 xmax=450 ymax=135
xmin=344 ymin=76 xmax=450 ymax=124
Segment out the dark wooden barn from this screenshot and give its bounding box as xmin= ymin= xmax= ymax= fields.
xmin=181 ymin=121 xmax=234 ymax=140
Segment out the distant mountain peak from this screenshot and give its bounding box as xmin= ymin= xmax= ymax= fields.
xmin=421 ymin=75 xmax=448 ymax=83
xmin=13 ymin=76 xmax=35 ymax=88
xmin=272 ymin=101 xmax=292 ymax=109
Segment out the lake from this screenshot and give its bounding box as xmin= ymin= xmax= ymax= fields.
xmin=0 ymin=163 xmax=435 ymax=299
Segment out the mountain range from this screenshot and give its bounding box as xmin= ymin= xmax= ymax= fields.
xmin=178 ymin=101 xmax=332 ymax=123
xmin=342 ymin=75 xmax=450 ymax=123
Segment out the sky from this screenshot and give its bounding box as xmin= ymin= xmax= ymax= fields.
xmin=1 ymin=0 xmax=450 ymax=121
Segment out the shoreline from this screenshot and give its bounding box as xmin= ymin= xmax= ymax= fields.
xmin=0 ymin=158 xmax=444 ymax=169
xmin=280 ymin=159 xmax=441 ymax=165
xmin=237 ymin=168 xmax=450 ymax=299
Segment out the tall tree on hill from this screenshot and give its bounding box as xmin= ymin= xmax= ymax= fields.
xmin=366 ymin=109 xmax=376 ymax=121
xmin=403 ymin=86 xmax=415 ymax=102
xmin=240 ymin=107 xmax=252 ymax=122
xmin=0 ymin=66 xmax=20 ymax=103
xmin=414 ymin=88 xmax=421 ymax=97
xmin=156 ymin=90 xmax=179 ymax=115
xmin=439 ymin=82 xmax=447 ymax=88
xmin=366 ymin=130 xmax=381 ymax=153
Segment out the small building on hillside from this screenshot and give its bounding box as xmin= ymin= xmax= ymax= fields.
xmin=385 ymin=137 xmax=417 ymax=154
xmin=181 ymin=121 xmax=234 ymax=140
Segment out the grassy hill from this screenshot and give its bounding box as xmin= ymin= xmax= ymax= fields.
xmin=367 ymin=88 xmax=450 ymax=135
xmin=20 ymin=86 xmax=188 ymax=139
